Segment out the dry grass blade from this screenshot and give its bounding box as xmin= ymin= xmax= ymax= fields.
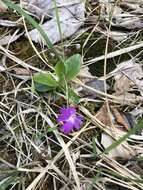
xmin=84 ymin=41 xmax=143 ymax=66
xmin=0 ymin=45 xmax=44 ymax=72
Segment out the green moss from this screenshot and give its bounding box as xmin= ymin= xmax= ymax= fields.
xmin=9 ymin=39 xmax=36 ymax=60
xmin=0 ymin=10 xmax=20 ymax=21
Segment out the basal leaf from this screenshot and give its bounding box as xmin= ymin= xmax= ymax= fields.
xmin=34 ymin=83 xmax=54 ymax=92
xmin=68 ymin=88 xmax=80 ymax=104
xmin=55 ymin=61 xmax=66 ymax=81
xmin=34 ymin=72 xmax=58 ymax=87
xmin=65 ymin=54 xmax=81 ymax=80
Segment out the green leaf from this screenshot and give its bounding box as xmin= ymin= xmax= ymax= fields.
xmin=34 ymin=83 xmax=54 ymax=92
xmin=0 ymin=175 xmax=19 ymax=190
xmin=47 ymin=127 xmax=58 ymax=132
xmin=55 ymin=61 xmax=66 ymax=80
xmin=65 ymin=54 xmax=81 ymax=80
xmin=34 ymin=73 xmax=58 ymax=87
xmin=68 ymin=88 xmax=80 ymax=104
xmin=92 ymin=137 xmax=97 ymax=158
xmin=137 ymin=156 xmax=143 ymax=161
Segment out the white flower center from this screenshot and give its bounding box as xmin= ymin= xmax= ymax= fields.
xmin=67 ymin=114 xmax=76 ymax=124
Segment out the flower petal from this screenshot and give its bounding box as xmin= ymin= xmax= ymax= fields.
xmin=57 ymin=107 xmax=76 ymax=122
xmin=57 ymin=115 xmax=67 ymax=122
xmin=60 ymin=121 xmax=73 ymax=134
xmin=73 ymin=116 xmax=83 ymax=130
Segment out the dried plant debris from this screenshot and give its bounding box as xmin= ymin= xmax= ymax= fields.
xmin=75 ymin=67 xmax=109 ymax=98
xmin=22 ymin=0 xmax=85 ymax=44
xmin=80 ymin=79 xmax=109 ymax=98
xmin=98 ymin=0 xmax=143 ymax=41
xmin=99 ymin=131 xmax=136 ymax=159
xmin=21 ymin=0 xmax=54 ymax=18
xmin=95 ymin=102 xmax=135 ymax=130
xmin=7 ymin=67 xmax=33 ymax=80
xmin=0 ymin=1 xmax=143 ymax=189
xmin=102 ymin=30 xmax=135 ymax=42
xmin=79 ymin=66 xmax=94 ymax=81
xmin=112 ymin=60 xmax=143 ymax=97
xmin=100 ymin=0 xmax=143 ymax=29
xmin=0 ymin=1 xmax=85 ymax=45
xmin=95 ymin=102 xmax=142 ymax=159
xmin=93 ymin=59 xmax=143 ymax=159
xmin=130 ymin=108 xmax=143 ymax=118
xmin=0 ymin=31 xmax=24 ymax=45
xmin=0 ymin=19 xmax=18 ymax=27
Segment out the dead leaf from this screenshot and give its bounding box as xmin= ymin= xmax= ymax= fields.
xmin=80 ymin=79 xmax=109 ymax=98
xmin=115 ymin=17 xmax=143 ymax=30
xmin=94 ymin=101 xmax=136 ymax=159
xmin=21 ymin=0 xmax=54 ymax=18
xmin=95 ymin=102 xmax=114 ymax=127
xmin=111 ymin=60 xmax=143 ymax=97
xmin=95 ymin=102 xmax=133 ymax=130
xmin=22 ymin=0 xmax=85 ymax=44
xmin=114 ymin=93 xmax=143 ymax=105
xmin=100 ymin=131 xmax=136 ymax=159
xmin=111 ymin=108 xmax=128 ymax=130
xmin=10 ymin=68 xmax=32 ymax=76
xmin=73 ymin=67 xmax=109 ymax=98
xmin=100 ymin=0 xmax=143 ymax=29
xmin=130 ymin=108 xmax=143 ymax=117
xmin=122 ymin=0 xmax=143 ymax=5
xmin=120 ymin=1 xmax=143 ymax=14
xmin=98 ymin=0 xmax=143 ymax=44
xmin=79 ymin=67 xmax=94 ymax=81
xmin=95 ymin=104 xmax=137 ymax=159
xmin=103 ymin=30 xmax=132 ymax=42
xmin=0 ymin=31 xmax=24 ymax=45
xmin=8 ymin=68 xmax=34 ymax=80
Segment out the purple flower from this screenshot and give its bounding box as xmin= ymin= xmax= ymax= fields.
xmin=57 ymin=107 xmax=83 ymax=134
